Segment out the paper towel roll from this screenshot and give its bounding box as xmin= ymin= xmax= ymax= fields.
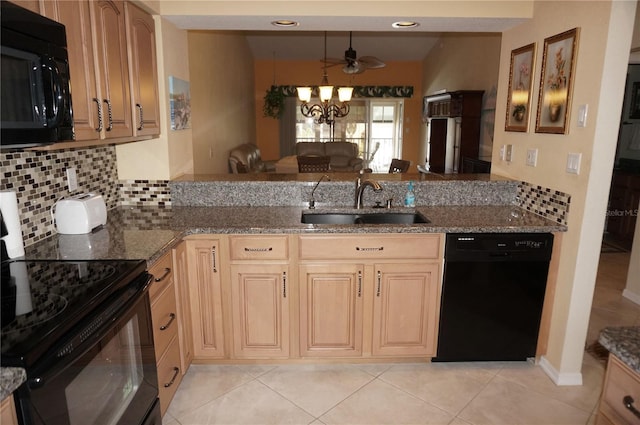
xmin=0 ymin=191 xmax=25 ymax=258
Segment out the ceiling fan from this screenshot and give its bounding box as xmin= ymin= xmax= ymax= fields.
xmin=324 ymin=32 xmax=386 ymax=74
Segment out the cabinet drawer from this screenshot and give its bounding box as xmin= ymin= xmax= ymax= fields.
xmin=151 ymin=282 xmax=179 ymax=359
xmin=148 ymin=253 xmax=173 ymax=301
xmin=600 ymin=354 xmax=640 ymax=425
xmin=230 ymin=235 xmax=289 ymax=260
xmin=299 ymin=234 xmax=441 ymax=260
xmin=156 ymin=336 xmax=182 ymax=417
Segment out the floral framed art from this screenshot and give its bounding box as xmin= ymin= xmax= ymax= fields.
xmin=535 ymin=28 xmax=580 ymax=134
xmin=505 ymin=43 xmax=536 ymax=132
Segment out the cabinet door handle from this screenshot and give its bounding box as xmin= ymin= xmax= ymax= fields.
xmin=211 ymin=246 xmax=217 ymax=273
xmin=357 ymin=270 xmax=362 ymax=297
xmin=136 ymin=103 xmax=144 ymax=130
xmin=624 ymin=396 xmax=640 ymax=419
xmin=244 ymin=247 xmax=273 ymax=252
xmin=154 ymin=267 xmax=171 ymax=282
xmin=163 ymin=367 xmax=180 ymax=388
xmin=356 ymin=246 xmax=384 ymax=252
xmin=282 ymin=271 xmax=287 ymax=298
xmin=93 ymin=98 xmax=103 ymax=132
xmin=103 ymin=99 xmax=113 ymax=131
xmin=159 ymin=313 xmax=176 ymax=331
xmin=376 ymin=271 xmax=381 ymax=297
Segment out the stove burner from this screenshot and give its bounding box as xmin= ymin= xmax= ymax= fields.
xmin=2 ymin=294 xmax=68 ymax=333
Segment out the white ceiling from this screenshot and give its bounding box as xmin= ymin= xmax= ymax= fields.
xmin=162 ymin=14 xmax=524 ymax=62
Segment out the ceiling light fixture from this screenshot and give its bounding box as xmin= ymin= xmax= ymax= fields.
xmin=297 ymin=32 xmax=353 ymax=127
xmin=271 ymin=20 xmax=299 ymax=27
xmin=392 ymin=21 xmax=419 ymax=29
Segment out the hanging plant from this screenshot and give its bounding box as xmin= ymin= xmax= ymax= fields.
xmin=263 ymin=85 xmax=285 ymax=119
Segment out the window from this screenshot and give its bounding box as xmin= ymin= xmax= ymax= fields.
xmin=295 ymin=98 xmax=404 ymax=172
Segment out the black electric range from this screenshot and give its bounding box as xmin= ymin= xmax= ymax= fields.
xmin=1 ymin=258 xmax=148 ymax=369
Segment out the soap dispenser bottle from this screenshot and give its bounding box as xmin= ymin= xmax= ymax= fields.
xmin=404 ymin=181 xmax=416 ymax=207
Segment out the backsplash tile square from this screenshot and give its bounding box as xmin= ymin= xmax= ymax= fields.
xmin=517 ymin=181 xmax=570 ymax=226
xmin=119 ymin=180 xmax=171 ymax=206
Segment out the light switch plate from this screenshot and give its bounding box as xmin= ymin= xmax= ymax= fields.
xmin=66 ymin=167 xmax=78 ymax=191
xmin=505 ymin=144 xmax=514 ymax=162
xmin=566 ymin=153 xmax=582 ymax=174
xmin=577 ymin=104 xmax=588 ymax=127
xmin=526 ymin=148 xmax=538 ymax=167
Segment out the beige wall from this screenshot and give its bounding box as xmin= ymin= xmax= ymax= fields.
xmin=188 ymin=31 xmax=256 ymax=174
xmin=117 ymin=17 xmax=193 ymax=180
xmin=493 ymin=0 xmax=635 ymax=383
xmin=420 ymin=33 xmax=502 ymax=163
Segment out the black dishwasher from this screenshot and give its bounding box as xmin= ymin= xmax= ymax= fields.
xmin=433 ymin=233 xmax=554 ymax=362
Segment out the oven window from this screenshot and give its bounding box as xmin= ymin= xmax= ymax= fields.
xmin=65 ymin=316 xmax=143 ymax=425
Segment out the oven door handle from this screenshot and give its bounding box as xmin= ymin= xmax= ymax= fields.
xmin=28 ymin=274 xmax=153 ymax=389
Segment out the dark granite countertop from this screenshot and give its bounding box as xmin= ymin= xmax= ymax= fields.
xmin=599 ymin=326 xmax=640 ymax=373
xmin=24 ymin=204 xmax=566 ymax=266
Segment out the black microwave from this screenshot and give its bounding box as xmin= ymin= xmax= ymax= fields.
xmin=1 ymin=1 xmax=74 ymax=149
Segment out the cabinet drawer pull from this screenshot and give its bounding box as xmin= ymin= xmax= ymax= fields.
xmin=356 ymin=246 xmax=384 ymax=252
xmin=136 ymin=103 xmax=144 ymax=130
xmin=376 ymin=271 xmax=381 ymax=296
xmin=244 ymin=247 xmax=273 ymax=252
xmin=154 ymin=267 xmax=171 ymax=282
xmin=103 ymin=99 xmax=113 ymax=131
xmin=357 ymin=270 xmax=362 ymax=297
xmin=212 ymin=246 xmax=217 ymax=273
xmin=624 ymin=395 xmax=640 ymax=419
xmin=282 ymin=272 xmax=287 ymax=298
xmin=159 ymin=313 xmax=176 ymax=331
xmin=163 ymin=367 xmax=180 ymax=388
xmin=93 ymin=98 xmax=103 ymax=132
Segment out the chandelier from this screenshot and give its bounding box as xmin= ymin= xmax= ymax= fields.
xmin=296 ymin=32 xmax=353 ymax=126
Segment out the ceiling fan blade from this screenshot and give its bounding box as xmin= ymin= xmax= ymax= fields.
xmin=358 ymin=56 xmax=386 ymax=69
xmin=322 ymin=57 xmax=347 ymax=65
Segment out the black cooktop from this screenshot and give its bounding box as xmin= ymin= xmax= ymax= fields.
xmin=1 ymin=259 xmax=147 ymax=368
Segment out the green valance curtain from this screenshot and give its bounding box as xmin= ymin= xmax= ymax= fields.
xmin=271 ymin=85 xmax=414 ymax=98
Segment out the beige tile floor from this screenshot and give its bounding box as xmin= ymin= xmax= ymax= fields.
xmin=163 ymin=252 xmax=639 ymax=425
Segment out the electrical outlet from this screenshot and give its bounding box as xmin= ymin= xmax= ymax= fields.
xmin=66 ymin=167 xmax=78 ymax=191
xmin=526 ymin=148 xmax=538 ymax=167
xmin=499 ymin=145 xmax=506 ymax=161
xmin=566 ymin=153 xmax=582 ymax=174
xmin=505 ymin=145 xmax=514 ymax=162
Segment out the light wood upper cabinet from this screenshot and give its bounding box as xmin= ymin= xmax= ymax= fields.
xmin=40 ymin=1 xmax=101 ymax=140
xmin=90 ymin=0 xmax=133 ymax=139
xmin=299 ymin=263 xmax=364 ymax=357
xmin=125 ymin=2 xmax=160 ymax=136
xmin=230 ymin=263 xmax=290 ymax=358
xmin=372 ymin=262 xmax=440 ymax=357
xmin=186 ymin=239 xmax=225 ymax=359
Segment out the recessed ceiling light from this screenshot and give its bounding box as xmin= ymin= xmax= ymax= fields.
xmin=392 ymin=21 xmax=419 ymax=29
xmin=271 ymin=20 xmax=299 ymax=27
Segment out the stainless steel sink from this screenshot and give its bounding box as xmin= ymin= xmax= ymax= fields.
xmin=301 ymin=211 xmax=430 ymax=225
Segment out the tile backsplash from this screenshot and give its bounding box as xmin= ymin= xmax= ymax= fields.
xmin=1 ymin=146 xmax=170 ymax=248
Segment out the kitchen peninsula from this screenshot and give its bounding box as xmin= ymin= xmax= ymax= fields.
xmin=2 ymin=173 xmax=568 ymax=417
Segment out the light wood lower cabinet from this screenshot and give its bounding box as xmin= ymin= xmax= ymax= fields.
xmin=597 ymin=354 xmax=640 ymax=425
xmin=228 ymin=235 xmax=291 ymax=358
xmin=372 ymin=262 xmax=441 ymax=357
xmin=299 ymin=263 xmax=364 ymax=357
xmin=148 ymin=251 xmax=182 ymax=416
xmin=185 ymin=238 xmax=226 ymax=359
xmin=299 ymin=234 xmax=443 ymax=358
xmin=172 ymin=241 xmax=193 ymax=374
xmin=0 ymin=395 xmax=18 ymax=425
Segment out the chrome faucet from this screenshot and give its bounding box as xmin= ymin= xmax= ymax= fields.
xmin=354 ymin=176 xmax=382 ymax=209
xmin=308 ymin=174 xmax=330 ymax=209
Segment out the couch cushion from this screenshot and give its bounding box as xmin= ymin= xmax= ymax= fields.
xmin=295 ymin=142 xmax=325 ymax=157
xmin=324 ymin=142 xmax=358 ymax=158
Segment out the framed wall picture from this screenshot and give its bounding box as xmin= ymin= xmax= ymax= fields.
xmin=535 ymin=28 xmax=580 ymax=134
xmin=169 ymin=76 xmax=191 ymax=130
xmin=505 ymin=43 xmax=536 ymax=132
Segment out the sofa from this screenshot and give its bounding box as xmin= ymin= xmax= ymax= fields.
xmin=228 ymin=143 xmax=276 ymax=173
xmin=295 ymin=142 xmax=363 ymax=172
